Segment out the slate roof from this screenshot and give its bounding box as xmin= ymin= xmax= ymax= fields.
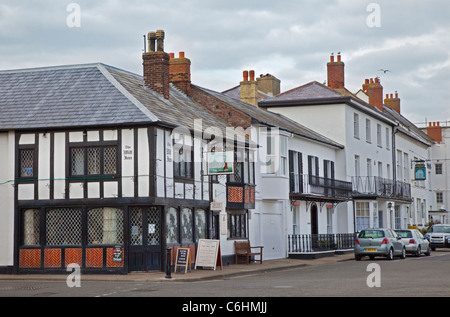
xmin=193 ymin=84 xmax=344 ymax=149
xmin=0 ymin=63 xmax=231 ymax=133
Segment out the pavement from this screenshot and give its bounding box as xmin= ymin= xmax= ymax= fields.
xmin=0 ymin=252 xmax=355 ymax=283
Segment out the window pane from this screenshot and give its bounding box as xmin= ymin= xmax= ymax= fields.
xmin=181 ymin=208 xmax=193 ymax=243
xmin=71 ymin=148 xmax=84 ymax=175
xmin=147 ymin=207 xmax=160 ymax=246
xmin=20 ymin=150 xmax=34 ymax=177
xmin=104 ymin=147 xmax=117 ymax=174
xmin=46 ymin=208 xmax=82 ymax=246
xmin=88 ymin=148 xmax=101 ymax=175
xmin=165 ymin=207 xmax=178 ymax=244
xmin=23 ymin=209 xmax=40 ymax=245
xmin=130 ymin=208 xmax=143 ymax=245
xmin=88 ymin=207 xmax=123 ymax=245
xmin=195 ymin=209 xmax=206 ymax=240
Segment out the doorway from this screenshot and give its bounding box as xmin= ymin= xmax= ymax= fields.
xmin=128 ymin=206 xmax=161 ymax=271
xmin=311 ymin=204 xmax=319 ymax=235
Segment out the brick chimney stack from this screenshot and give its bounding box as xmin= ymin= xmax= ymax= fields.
xmin=327 ymin=53 xmax=345 ymax=89
xmin=240 ymin=70 xmax=258 ymax=106
xmin=367 ymin=77 xmax=384 ymax=111
xmin=384 ymin=92 xmax=401 ymax=114
xmin=169 ymin=51 xmax=191 ymax=96
xmin=427 ymin=122 xmax=443 ymax=143
xmin=142 ymin=30 xmax=170 ymax=99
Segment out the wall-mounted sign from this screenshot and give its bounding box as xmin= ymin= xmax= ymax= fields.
xmin=414 ymin=163 xmax=426 ymax=180
xmin=207 ymin=151 xmax=234 ymax=175
xmin=113 ymin=246 xmax=123 ymax=262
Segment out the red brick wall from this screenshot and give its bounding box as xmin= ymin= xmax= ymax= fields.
xmin=190 ymin=85 xmax=252 ymax=129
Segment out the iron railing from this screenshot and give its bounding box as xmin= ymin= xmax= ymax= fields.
xmin=288 ymin=233 xmax=356 ymax=253
xmin=351 ymin=176 xmax=411 ymax=200
xmin=290 ymin=174 xmax=353 ymax=200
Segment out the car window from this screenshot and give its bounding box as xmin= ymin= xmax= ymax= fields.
xmin=430 ymin=226 xmax=450 ymax=233
xmin=396 ymin=230 xmax=412 ymax=238
xmin=359 ymin=230 xmax=385 ymax=238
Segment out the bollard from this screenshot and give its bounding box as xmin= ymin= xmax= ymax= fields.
xmin=165 ymin=247 xmax=172 ymax=279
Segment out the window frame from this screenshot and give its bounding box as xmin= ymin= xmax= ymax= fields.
xmin=18 ymin=146 xmax=36 ymax=179
xmin=69 ymin=144 xmax=118 ymax=177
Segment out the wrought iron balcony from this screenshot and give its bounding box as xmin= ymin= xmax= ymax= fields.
xmin=351 ymin=176 xmax=411 ymax=201
xmin=289 ymin=173 xmax=353 ymax=201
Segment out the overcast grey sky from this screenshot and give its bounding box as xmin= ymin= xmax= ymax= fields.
xmin=0 ymin=0 xmax=448 ymax=124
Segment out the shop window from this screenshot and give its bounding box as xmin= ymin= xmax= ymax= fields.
xmin=181 ymin=208 xmax=193 ymax=244
xmin=165 ymin=207 xmax=179 ymax=244
xmin=195 ymin=209 xmax=207 ymax=241
xmin=88 ymin=207 xmax=124 ymax=245
xmin=46 ymin=208 xmax=82 ymax=246
xmin=70 ymin=146 xmax=117 ymax=176
xmin=22 ymin=209 xmax=40 ymax=246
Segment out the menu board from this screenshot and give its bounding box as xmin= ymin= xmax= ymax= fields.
xmin=175 ymin=248 xmax=191 ymax=274
xmin=194 ymin=239 xmax=222 ymax=270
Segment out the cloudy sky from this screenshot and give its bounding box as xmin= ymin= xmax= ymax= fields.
xmin=0 ymin=0 xmax=448 ymax=125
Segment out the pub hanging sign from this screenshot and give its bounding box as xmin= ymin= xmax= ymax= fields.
xmin=414 ymin=163 xmax=426 ymax=181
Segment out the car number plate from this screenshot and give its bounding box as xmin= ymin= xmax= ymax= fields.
xmin=365 ymin=248 xmax=376 ymax=252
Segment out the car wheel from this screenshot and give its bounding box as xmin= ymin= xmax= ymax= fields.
xmin=355 ymin=254 xmax=362 ymax=261
xmin=386 ymin=248 xmax=394 ymax=260
xmin=425 ymin=246 xmax=431 ymax=256
xmin=415 ymin=246 xmax=421 ymax=257
xmin=401 ymin=247 xmax=406 ymax=259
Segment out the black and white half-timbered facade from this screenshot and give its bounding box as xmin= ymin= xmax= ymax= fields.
xmin=0 ymin=31 xmax=255 ymax=274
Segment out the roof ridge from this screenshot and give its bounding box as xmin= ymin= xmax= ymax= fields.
xmin=0 ymin=62 xmax=105 ymax=74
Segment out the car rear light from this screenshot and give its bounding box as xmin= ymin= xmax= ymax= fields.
xmin=409 ymin=239 xmax=416 ymax=244
xmin=355 ymin=238 xmax=360 ymax=245
xmin=381 ymin=238 xmax=389 ymax=245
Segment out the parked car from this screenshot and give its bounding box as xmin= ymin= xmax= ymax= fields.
xmin=395 ymin=229 xmax=431 ymax=256
xmin=425 ymin=224 xmax=450 ymax=251
xmin=354 ymin=228 xmax=406 ymax=261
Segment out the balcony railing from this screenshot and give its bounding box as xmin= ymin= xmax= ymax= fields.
xmin=351 ymin=176 xmax=411 ymax=200
xmin=288 ymin=233 xmax=356 ymax=253
xmin=290 ymin=173 xmax=353 ymax=200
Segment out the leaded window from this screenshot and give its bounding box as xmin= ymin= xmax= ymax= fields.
xmin=23 ymin=209 xmax=40 ymax=245
xmin=19 ymin=149 xmax=34 ymax=177
xmin=70 ymin=146 xmax=117 ymax=176
xmin=88 ymin=207 xmax=123 ymax=245
xmin=46 ymin=208 xmax=82 ymax=246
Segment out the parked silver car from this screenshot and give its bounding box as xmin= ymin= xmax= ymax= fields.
xmin=395 ymin=229 xmax=431 ymax=256
xmin=355 ymin=228 xmax=406 ymax=261
xmin=425 ymin=224 xmax=450 ymax=250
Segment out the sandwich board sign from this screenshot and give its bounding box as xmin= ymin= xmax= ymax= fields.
xmin=175 ymin=248 xmax=191 ymax=274
xmin=194 ymin=239 xmax=222 ymax=270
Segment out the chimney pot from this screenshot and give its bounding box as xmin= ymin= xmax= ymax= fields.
xmin=337 ymin=54 xmax=341 ymax=62
xmin=148 ymin=31 xmax=156 ymax=52
xmin=390 ymin=93 xmax=393 ymax=99
xmin=155 ymin=29 xmax=165 ymax=52
xmin=169 ymin=53 xmax=175 ymax=59
xmin=249 ymin=70 xmax=255 ymax=81
xmin=179 ymin=51 xmax=185 ymax=58
xmin=243 ymin=70 xmax=249 ymax=82
xmin=330 ymin=55 xmax=335 ymax=62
